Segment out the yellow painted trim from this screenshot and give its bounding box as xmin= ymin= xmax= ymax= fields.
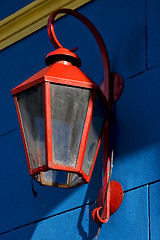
xmin=0 ymin=0 xmax=92 ymax=50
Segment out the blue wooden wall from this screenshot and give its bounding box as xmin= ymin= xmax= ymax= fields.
xmin=0 ymin=0 xmax=160 ymax=239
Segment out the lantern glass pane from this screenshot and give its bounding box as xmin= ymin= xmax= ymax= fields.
xmin=50 ymin=84 xmax=90 ymax=167
xmin=17 ymin=85 xmax=45 ymax=169
xmin=68 ymin=173 xmax=84 ymax=187
xmin=38 ymin=170 xmax=68 ymax=186
xmin=36 ymin=171 xmax=84 ymax=188
xmin=82 ymin=95 xmax=107 ymax=176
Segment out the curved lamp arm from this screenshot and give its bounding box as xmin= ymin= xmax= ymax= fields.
xmin=47 ymin=8 xmax=111 ymax=102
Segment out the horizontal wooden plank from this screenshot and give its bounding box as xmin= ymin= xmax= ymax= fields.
xmin=0 ymin=187 xmax=149 ymax=239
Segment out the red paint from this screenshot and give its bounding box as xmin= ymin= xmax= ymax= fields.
xmin=92 ymin=181 xmax=123 ymax=224
xmin=45 ymin=48 xmax=81 ymax=67
xmin=92 ymin=206 xmax=108 ymax=224
xmin=102 ymin=122 xmax=111 ymax=221
xmin=112 ymin=73 xmax=123 ymax=102
xmin=11 ymin=66 xmax=51 ymax=95
xmin=45 ymin=61 xmax=98 ymax=89
xmin=110 ymin=180 xmax=123 ymax=215
xmin=30 ymin=165 xmax=48 ymax=175
xmin=44 ymin=82 xmax=53 ymax=168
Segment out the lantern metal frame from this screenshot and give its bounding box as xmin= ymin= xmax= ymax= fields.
xmin=12 ymin=58 xmax=110 ymax=187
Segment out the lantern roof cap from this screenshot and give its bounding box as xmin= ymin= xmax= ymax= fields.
xmin=45 ymin=61 xmax=99 ymax=89
xmin=45 ymin=48 xmax=81 ymax=67
xmin=11 ymin=52 xmax=100 ymax=96
xmin=12 ymin=45 xmax=108 ymax=95
xmin=11 ymin=62 xmax=100 ymax=96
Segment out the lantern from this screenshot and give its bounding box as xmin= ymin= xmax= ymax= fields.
xmin=12 ymin=47 xmax=110 ymax=188
xmin=11 ymin=8 xmax=124 ymax=224
xmin=11 ymin=9 xmax=123 ymax=222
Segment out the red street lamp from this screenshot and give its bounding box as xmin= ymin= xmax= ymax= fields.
xmin=11 ymin=9 xmax=123 ymax=224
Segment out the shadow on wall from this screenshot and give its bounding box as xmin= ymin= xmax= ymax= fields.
xmin=77 ymin=148 xmax=103 ymax=239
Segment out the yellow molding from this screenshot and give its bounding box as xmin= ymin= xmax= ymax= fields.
xmin=0 ymin=0 xmax=92 ymax=51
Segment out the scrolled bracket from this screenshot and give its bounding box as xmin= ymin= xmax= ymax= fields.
xmin=47 ymin=8 xmax=111 ymax=102
xmin=47 ymin=9 xmax=124 ymax=225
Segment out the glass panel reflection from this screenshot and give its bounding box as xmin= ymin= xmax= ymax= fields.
xmin=17 ymin=85 xmax=45 ymax=169
xmin=68 ymin=173 xmax=84 ymax=187
xmin=36 ymin=170 xmax=84 ymax=188
xmin=82 ymin=95 xmax=107 ymax=176
xmin=39 ymin=170 xmax=68 ymax=186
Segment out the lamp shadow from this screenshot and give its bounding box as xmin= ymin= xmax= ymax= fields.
xmin=77 ymin=147 xmax=103 ymax=240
